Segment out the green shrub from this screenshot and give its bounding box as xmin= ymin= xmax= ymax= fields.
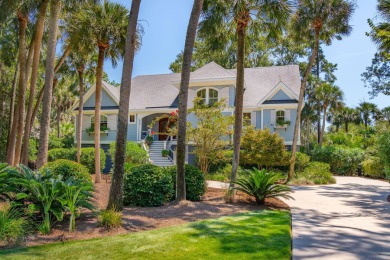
xmin=292 ymin=162 xmax=336 ymax=185
xmin=98 ymin=209 xmax=122 ymax=229
xmin=0 ymin=205 xmax=28 ymax=246
xmin=241 ymin=128 xmax=288 ymax=168
xmin=205 ymin=173 xmax=227 ymax=182
xmin=232 ymin=168 xmax=292 ymax=205
xmin=362 ymin=157 xmax=385 ymax=178
xmin=295 ymin=152 xmax=310 ymax=171
xmin=80 ymin=148 xmax=106 ymax=174
xmin=109 ymin=141 xmax=148 ymax=165
xmin=164 ymin=165 xmax=206 ymax=201
xmin=124 ymin=164 xmax=174 ymax=207
xmin=378 ymin=131 xmax=390 ymax=180
xmin=43 ymin=159 xmax=91 ymax=183
xmin=29 ymin=138 xmax=38 ymax=162
xmin=311 ymin=146 xmax=364 ymax=175
xmin=48 ymin=148 xmax=76 ymax=162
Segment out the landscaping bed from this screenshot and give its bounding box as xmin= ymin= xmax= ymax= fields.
xmin=5 ymin=175 xmax=288 ymax=248
xmin=0 ymin=211 xmax=291 ymax=260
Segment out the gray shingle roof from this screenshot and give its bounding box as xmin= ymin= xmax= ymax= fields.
xmin=105 ymin=62 xmax=300 ymax=110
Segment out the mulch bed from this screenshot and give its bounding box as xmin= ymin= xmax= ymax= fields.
xmin=6 ymin=175 xmax=289 ymax=248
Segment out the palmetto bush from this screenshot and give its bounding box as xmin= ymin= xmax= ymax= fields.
xmin=232 ymin=169 xmax=293 ymax=205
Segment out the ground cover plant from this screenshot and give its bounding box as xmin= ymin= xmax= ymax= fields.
xmin=0 ymin=211 xmax=291 ymax=260
xmin=290 ymin=162 xmax=336 ymax=185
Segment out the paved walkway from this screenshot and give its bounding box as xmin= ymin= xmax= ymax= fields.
xmin=285 ymin=177 xmax=390 ymax=260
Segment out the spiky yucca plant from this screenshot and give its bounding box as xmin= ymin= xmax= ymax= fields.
xmin=232 ymin=168 xmax=293 ymax=205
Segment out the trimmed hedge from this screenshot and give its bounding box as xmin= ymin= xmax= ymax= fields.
xmin=108 ymin=141 xmax=148 ymax=165
xmin=47 ymin=147 xmax=106 ymax=174
xmin=311 ymin=146 xmax=364 ymax=175
xmin=79 ymin=148 xmax=106 ymax=174
xmin=43 ymin=159 xmax=91 ymax=183
xmin=164 ymin=164 xmax=206 ymax=201
xmin=124 ymin=164 xmax=174 ymax=207
xmin=293 ymin=162 xmax=336 ymax=185
xmin=362 ymin=157 xmax=385 ymax=179
xmin=48 ymin=148 xmax=76 ymax=161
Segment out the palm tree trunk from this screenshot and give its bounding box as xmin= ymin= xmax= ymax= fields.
xmin=107 ymin=0 xmax=142 ymax=209
xmin=21 ymin=0 xmax=49 ymax=165
xmin=25 ymin=39 xmax=34 ymax=85
xmin=230 ymin=11 xmax=248 ymax=189
xmin=175 ymin=0 xmax=203 ymax=202
xmin=6 ymin=60 xmax=18 ymax=158
xmin=317 ymin=103 xmax=321 ymax=144
xmin=345 ymin=121 xmax=349 ymax=133
xmin=36 ymin=0 xmax=62 ymax=169
xmin=57 ymin=103 xmax=61 ymax=138
xmin=319 ymin=106 xmax=327 ymax=146
xmin=76 ymin=67 xmax=85 ymax=163
xmin=94 ymin=46 xmax=105 ymax=183
xmin=7 ymin=12 xmax=28 ymax=165
xmin=29 ymin=46 xmax=69 ymax=135
xmin=289 ymin=27 xmax=320 ymax=180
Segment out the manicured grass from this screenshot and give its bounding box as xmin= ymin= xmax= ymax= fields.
xmin=0 ymin=210 xmax=291 ymax=260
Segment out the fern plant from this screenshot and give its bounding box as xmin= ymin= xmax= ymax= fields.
xmin=232 ymin=168 xmax=293 ymax=205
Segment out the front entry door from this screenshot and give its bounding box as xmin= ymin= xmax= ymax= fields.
xmin=158 ymin=118 xmax=168 ymax=141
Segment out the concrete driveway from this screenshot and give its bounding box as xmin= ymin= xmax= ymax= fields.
xmin=285 ymin=177 xmax=390 ymax=260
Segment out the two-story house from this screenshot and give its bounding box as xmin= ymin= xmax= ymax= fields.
xmin=73 ymin=62 xmax=301 ymax=170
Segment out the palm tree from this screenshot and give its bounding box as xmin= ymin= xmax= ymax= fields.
xmin=1 ymin=0 xmax=37 ymax=165
xmin=107 ymin=0 xmax=142 ymax=210
xmin=368 ymin=0 xmax=390 ymax=58
xmin=289 ymin=0 xmax=355 ymax=180
xmin=314 ymin=83 xmax=344 ymax=146
xmin=21 ymin=0 xmax=49 ymax=165
xmin=200 ymin=0 xmax=292 ymax=189
xmin=36 ymin=0 xmax=62 ymax=169
xmin=381 ymin=106 xmax=390 ymax=125
xmin=173 ymin=0 xmax=204 ymax=202
xmin=357 ymin=101 xmax=379 ymax=128
xmin=70 ymin=0 xmax=129 ymax=183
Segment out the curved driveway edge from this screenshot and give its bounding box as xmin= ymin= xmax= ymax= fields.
xmin=284 ymin=177 xmax=390 ymax=260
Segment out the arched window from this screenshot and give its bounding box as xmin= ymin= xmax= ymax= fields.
xmin=196 ymin=88 xmax=218 ymax=105
xmin=91 ymin=115 xmax=108 ymax=130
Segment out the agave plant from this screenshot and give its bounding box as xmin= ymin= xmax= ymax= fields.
xmin=232 ymin=168 xmax=293 ymax=205
xmin=59 ymin=178 xmax=95 ymax=232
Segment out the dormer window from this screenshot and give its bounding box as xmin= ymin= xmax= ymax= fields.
xmin=197 ymin=88 xmax=218 ymax=105
xmin=91 ymin=115 xmax=108 ymax=129
xmin=276 ymin=110 xmax=285 ymax=122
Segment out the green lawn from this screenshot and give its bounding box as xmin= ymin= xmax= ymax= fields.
xmin=0 ymin=210 xmax=291 ymax=260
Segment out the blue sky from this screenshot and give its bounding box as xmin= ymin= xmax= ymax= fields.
xmin=105 ymin=0 xmax=389 ymax=109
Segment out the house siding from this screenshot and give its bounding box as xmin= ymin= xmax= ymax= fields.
xmin=256 ymin=111 xmax=262 ymax=129
xmin=229 ymin=86 xmax=235 ymax=107
xmin=262 ymin=109 xmax=295 ymax=143
xmin=269 ymin=90 xmax=292 ymax=101
xmin=84 ymin=89 xmax=117 ymax=108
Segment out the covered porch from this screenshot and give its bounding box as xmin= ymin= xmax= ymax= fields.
xmin=138 ymin=112 xmax=177 ymax=142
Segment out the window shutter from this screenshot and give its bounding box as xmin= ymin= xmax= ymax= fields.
xmin=285 ymin=110 xmax=291 ymax=121
xmin=251 ymin=111 xmax=256 ymax=127
xmin=82 ymin=115 xmax=91 ymax=129
xmin=107 ymin=114 xmax=117 ymax=131
xmin=270 ymin=110 xmax=276 ymax=125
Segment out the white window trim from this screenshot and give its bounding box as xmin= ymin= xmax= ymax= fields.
xmin=196 ymin=87 xmax=219 ymax=105
xmin=129 ymin=114 xmax=136 ymax=124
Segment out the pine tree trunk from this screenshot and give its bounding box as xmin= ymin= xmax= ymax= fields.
xmin=6 ymin=12 xmax=28 ymax=165
xmin=289 ymin=28 xmax=321 ymax=180
xmin=107 ymin=0 xmax=142 ymax=210
xmin=36 ymin=0 xmax=62 ymax=169
xmin=230 ymin=11 xmax=247 ymax=189
xmin=30 ymin=46 xmax=70 ymax=133
xmin=94 ymin=47 xmax=105 ymax=183
xmin=175 ymin=0 xmax=203 ymax=202
xmin=76 ymin=68 xmax=85 ymax=163
xmin=21 ymin=0 xmax=49 ymax=165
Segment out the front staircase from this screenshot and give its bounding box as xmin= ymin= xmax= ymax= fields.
xmin=148 ymin=141 xmax=174 ymax=167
